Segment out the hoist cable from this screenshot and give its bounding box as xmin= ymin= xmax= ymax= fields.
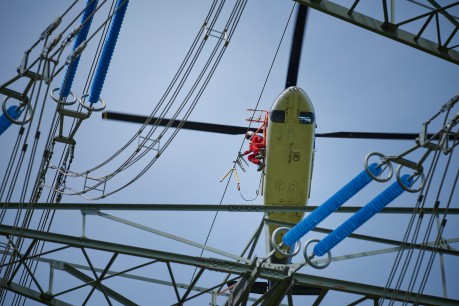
xmin=228 ymin=2 xmax=295 ymax=202
xmin=191 ymin=0 xmax=294 ymax=286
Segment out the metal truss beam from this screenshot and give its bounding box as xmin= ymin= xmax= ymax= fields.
xmin=0 ymin=278 xmax=73 ymax=306
xmin=0 ymin=250 xmax=273 ymax=306
xmin=223 ymin=259 xmax=262 ymax=306
xmin=2 ymin=202 xmax=458 ymax=214
xmin=62 ymin=263 xmax=138 ymax=306
xmin=266 ymin=219 xmax=459 ymax=256
xmin=97 ymin=211 xmax=251 ymax=263
xmin=296 ymin=0 xmax=459 ymax=65
xmin=0 ymin=225 xmax=457 ymax=305
xmin=312 ymin=289 xmax=328 ymax=306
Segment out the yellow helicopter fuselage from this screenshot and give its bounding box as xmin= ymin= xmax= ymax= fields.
xmin=263 ymin=86 xmax=315 ymax=256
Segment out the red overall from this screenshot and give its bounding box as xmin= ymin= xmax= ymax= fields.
xmin=243 ymin=135 xmax=265 ymax=165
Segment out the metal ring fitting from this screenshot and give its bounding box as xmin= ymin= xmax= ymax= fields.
xmin=50 ymin=88 xmax=77 ymax=106
xmin=364 ymin=152 xmax=393 ymax=182
xmin=271 ymin=227 xmax=301 ymax=258
xmin=79 ymin=94 xmax=106 ymax=112
xmin=303 ymin=239 xmax=332 ymax=269
xmin=2 ymin=96 xmax=33 ymax=125
xmin=396 ymin=165 xmax=426 ymax=193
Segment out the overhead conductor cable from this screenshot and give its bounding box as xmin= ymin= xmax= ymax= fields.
xmin=282 ymin=163 xmax=382 ymax=246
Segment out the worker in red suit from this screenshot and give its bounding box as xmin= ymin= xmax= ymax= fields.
xmin=239 ymin=131 xmax=265 ymax=171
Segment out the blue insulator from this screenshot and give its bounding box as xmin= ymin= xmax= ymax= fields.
xmin=60 ymin=0 xmax=98 ymax=98
xmin=0 ymin=106 xmax=22 ymax=136
xmin=282 ymin=163 xmax=381 ymax=246
xmin=88 ymin=0 xmax=129 ymax=104
xmin=313 ymin=174 xmax=413 ymax=256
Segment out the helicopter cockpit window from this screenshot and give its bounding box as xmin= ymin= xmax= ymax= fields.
xmin=299 ymin=112 xmax=314 ymax=124
xmin=270 ymin=110 xmax=285 ymax=123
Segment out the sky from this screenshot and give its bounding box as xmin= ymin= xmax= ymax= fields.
xmin=0 ymin=0 xmax=458 ymax=305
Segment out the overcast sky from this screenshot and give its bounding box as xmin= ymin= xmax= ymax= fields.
xmin=0 ymin=1 xmax=458 ymax=305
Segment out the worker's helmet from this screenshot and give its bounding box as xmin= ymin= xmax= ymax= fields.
xmin=245 ymin=131 xmax=254 ymax=140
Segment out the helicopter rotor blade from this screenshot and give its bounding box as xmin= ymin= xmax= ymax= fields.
xmin=102 ymin=111 xmax=257 ymax=135
xmin=102 ymin=111 xmax=456 ymax=141
xmin=316 ymin=131 xmax=425 ymax=140
xmin=285 ymin=4 xmax=308 ymax=88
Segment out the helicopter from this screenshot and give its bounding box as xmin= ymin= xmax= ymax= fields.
xmin=0 ymin=1 xmax=458 ymax=304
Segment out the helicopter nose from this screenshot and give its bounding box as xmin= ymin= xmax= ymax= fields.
xmin=271 ymin=87 xmax=314 ymax=123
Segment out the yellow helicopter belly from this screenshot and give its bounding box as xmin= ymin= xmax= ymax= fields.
xmin=263 ymin=87 xmax=315 ymax=252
